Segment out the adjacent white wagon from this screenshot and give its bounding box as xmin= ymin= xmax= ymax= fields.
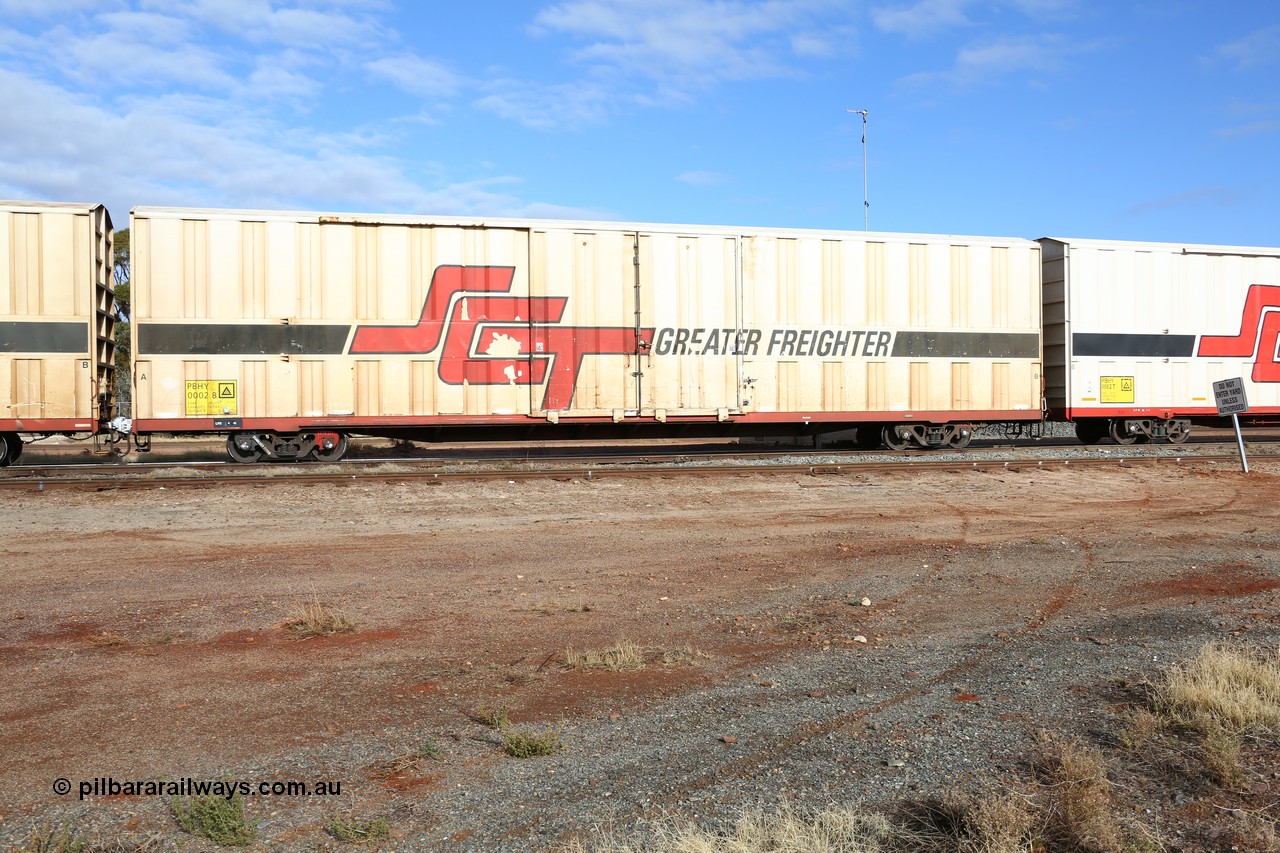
xmin=1040 ymin=237 xmax=1280 ymax=443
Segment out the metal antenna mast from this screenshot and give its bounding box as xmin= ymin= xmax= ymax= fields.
xmin=847 ymin=109 xmax=868 ymax=230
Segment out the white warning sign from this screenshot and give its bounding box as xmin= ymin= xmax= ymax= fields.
xmin=1212 ymin=377 xmax=1248 ymax=416
xmin=186 ymin=380 xmax=238 ymax=416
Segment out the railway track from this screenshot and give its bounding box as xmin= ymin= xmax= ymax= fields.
xmin=0 ymin=440 xmax=1264 ymax=491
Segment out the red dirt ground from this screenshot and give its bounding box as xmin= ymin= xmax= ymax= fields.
xmin=2 ymin=459 xmax=1279 ymax=849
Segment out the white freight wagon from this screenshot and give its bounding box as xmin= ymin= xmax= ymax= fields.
xmin=129 ymin=207 xmax=1042 ymax=461
xmin=1041 ymin=237 xmax=1280 ymax=443
xmin=0 ymin=200 xmax=115 ymax=465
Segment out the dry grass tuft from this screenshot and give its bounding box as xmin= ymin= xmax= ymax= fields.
xmin=472 ymin=703 xmax=512 ymax=730
xmin=1153 ymin=642 xmax=1280 ymax=735
xmin=565 ymin=639 xmax=647 ymax=672
xmin=560 ymin=805 xmax=894 ymax=852
xmin=324 ymin=814 xmax=390 ymax=844
xmin=564 ymin=639 xmax=705 ymax=672
xmin=501 ymin=724 xmax=563 ymax=758
xmin=374 ymin=738 xmax=444 ymax=778
xmin=1196 ymin=724 xmax=1244 ymax=787
xmin=171 ymin=791 xmax=255 ymax=847
xmin=283 ymin=598 xmax=356 ymax=639
xmin=20 ymin=822 xmax=85 ymax=853
xmin=1035 ymin=739 xmax=1126 ymax=853
xmin=962 ymin=793 xmax=1038 ymax=853
xmin=893 ymin=791 xmax=1035 ymax=853
xmin=1118 ymin=707 xmax=1161 ymax=752
xmin=18 ymin=822 xmax=166 ymax=853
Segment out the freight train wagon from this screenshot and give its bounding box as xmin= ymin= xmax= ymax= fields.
xmin=1041 ymin=237 xmax=1280 ymax=444
xmin=127 ymin=207 xmax=1044 ymax=461
xmin=0 ymin=201 xmax=115 ymax=464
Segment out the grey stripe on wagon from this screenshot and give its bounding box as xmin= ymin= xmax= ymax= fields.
xmin=0 ymin=321 xmax=88 ymax=353
xmin=137 ymin=324 xmax=353 ymax=356
xmin=890 ymin=331 xmax=1040 ymax=359
xmin=1072 ymin=333 xmax=1196 ymax=358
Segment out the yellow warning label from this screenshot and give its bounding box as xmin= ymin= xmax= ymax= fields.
xmin=1099 ymin=376 xmax=1134 ymax=404
xmin=185 ymin=380 xmax=238 ymax=416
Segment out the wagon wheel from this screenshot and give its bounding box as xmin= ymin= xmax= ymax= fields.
xmin=947 ymin=427 xmax=973 ymax=449
xmin=6 ymin=436 xmax=20 ymax=465
xmin=1166 ymin=420 xmax=1191 ymax=444
xmin=0 ymin=434 xmax=10 ymax=468
xmin=226 ymin=433 xmax=263 ymax=463
xmin=312 ymin=434 xmax=348 ymax=462
xmin=881 ymin=425 xmax=912 ymax=451
xmin=1108 ymin=420 xmax=1139 ymax=445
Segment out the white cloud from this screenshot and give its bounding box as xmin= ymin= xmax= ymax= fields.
xmin=1 ymin=0 xmax=776 ymax=218
xmin=1215 ymin=120 xmax=1280 ymax=140
xmin=0 ymin=4 xmax=481 ymax=215
xmin=530 ymin=0 xmax=847 ymax=88
xmin=54 ymin=19 xmax=237 ymax=90
xmin=1210 ymin=26 xmax=1280 ymax=70
xmin=0 ymin=0 xmax=114 ymax=16
xmin=366 ymin=54 xmax=464 ymax=98
xmin=899 ymin=33 xmax=1104 ymax=88
xmin=247 ymin=57 xmax=323 ymax=100
xmin=143 ymin=0 xmax=384 ymax=48
xmin=871 ymin=0 xmax=1079 ymax=38
xmin=1005 ymin=0 xmax=1079 ymax=16
xmin=474 ymin=79 xmax=620 ymax=130
xmin=790 ymin=32 xmax=839 ymax=58
xmin=871 ymin=0 xmax=973 ymax=38
xmin=0 ymin=61 xmax=556 ymax=218
xmin=677 ymin=170 xmax=729 ymax=187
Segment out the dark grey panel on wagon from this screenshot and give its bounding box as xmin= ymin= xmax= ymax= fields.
xmin=1072 ymin=333 xmax=1196 ymax=358
xmin=137 ymin=324 xmax=352 ymax=355
xmin=890 ymin=331 xmax=1040 ymax=359
xmin=0 ymin=321 xmax=87 ymax=353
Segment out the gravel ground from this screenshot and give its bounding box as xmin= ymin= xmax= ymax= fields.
xmin=1 ymin=457 xmax=1278 ymax=851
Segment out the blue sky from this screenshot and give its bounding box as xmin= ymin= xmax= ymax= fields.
xmin=0 ymin=0 xmax=1277 ymax=245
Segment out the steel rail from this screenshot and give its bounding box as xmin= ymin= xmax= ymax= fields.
xmin=0 ymin=451 xmax=1252 ymax=492
xmin=2 ymin=436 xmax=1261 ymax=480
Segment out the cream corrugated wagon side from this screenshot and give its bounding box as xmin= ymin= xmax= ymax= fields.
xmin=128 ymin=206 xmax=1043 ymax=462
xmin=0 ymin=200 xmax=115 ymax=466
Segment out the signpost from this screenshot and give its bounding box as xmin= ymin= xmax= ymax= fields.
xmin=1212 ymin=377 xmax=1250 ymax=473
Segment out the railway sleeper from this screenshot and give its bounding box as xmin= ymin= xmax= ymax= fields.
xmin=226 ymin=430 xmax=348 ymax=463
xmin=879 ymin=423 xmax=973 ymax=451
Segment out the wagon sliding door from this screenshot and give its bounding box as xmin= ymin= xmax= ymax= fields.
xmin=528 ymin=228 xmax=743 ymax=419
xmin=528 ymin=228 xmax=639 ymax=417
xmin=636 ymin=232 xmax=743 ymax=418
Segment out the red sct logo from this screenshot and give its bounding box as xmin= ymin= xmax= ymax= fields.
xmin=350 ymin=265 xmax=652 ymax=410
xmin=1197 ymin=285 xmax=1280 ymax=383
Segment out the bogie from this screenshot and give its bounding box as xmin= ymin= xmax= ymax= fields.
xmin=879 ymin=423 xmax=974 ymax=451
xmin=1101 ymin=418 xmax=1192 ymax=446
xmin=225 ymin=431 xmax=349 ymax=464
